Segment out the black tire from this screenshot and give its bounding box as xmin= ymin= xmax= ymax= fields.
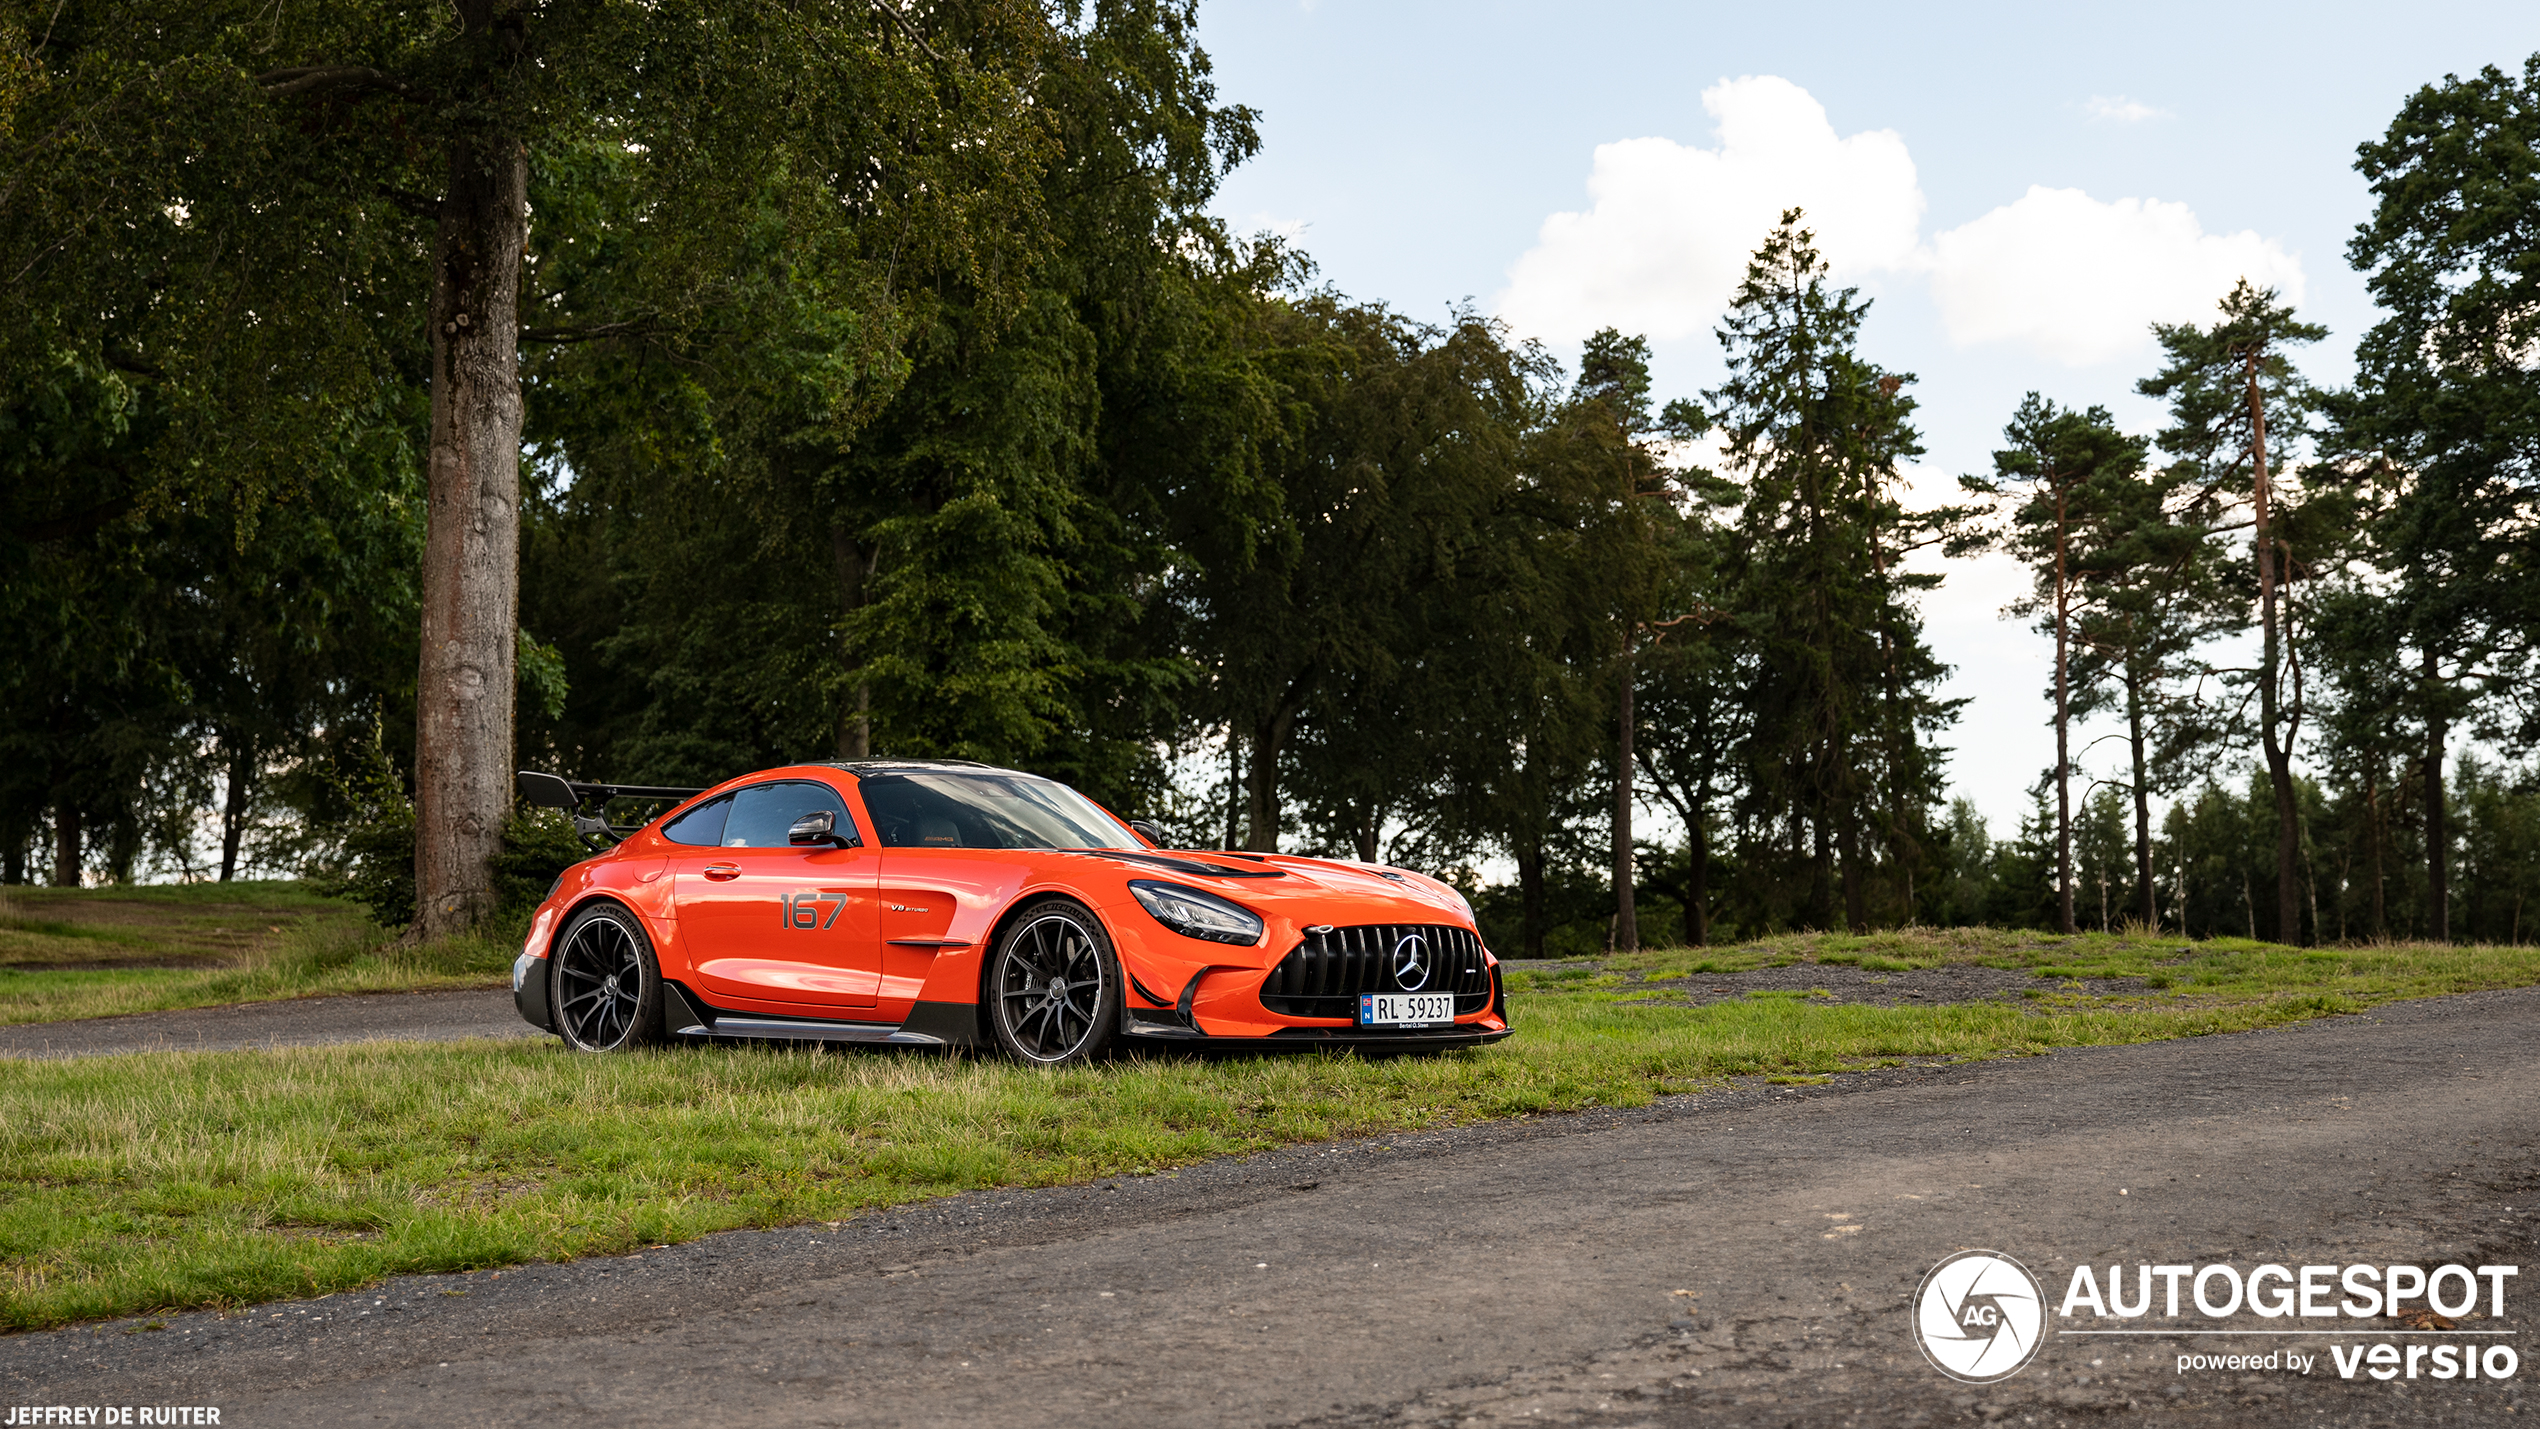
xmin=549 ymin=901 xmax=665 ymax=1052
xmin=985 ymin=900 xmax=1122 ymax=1066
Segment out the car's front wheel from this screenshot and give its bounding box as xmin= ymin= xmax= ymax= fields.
xmin=549 ymin=902 xmax=664 ymax=1052
xmin=986 ymin=901 xmax=1122 ymax=1066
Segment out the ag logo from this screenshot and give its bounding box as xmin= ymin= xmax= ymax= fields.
xmin=1911 ymin=1250 xmax=2045 ymax=1384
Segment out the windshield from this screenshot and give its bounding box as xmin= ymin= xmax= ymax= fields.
xmin=855 ymin=771 xmax=1138 ymax=851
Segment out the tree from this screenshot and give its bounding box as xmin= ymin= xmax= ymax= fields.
xmin=1562 ymin=328 xmax=1683 ymax=951
xmin=2139 ymin=281 xmax=2328 ymax=944
xmin=2073 ymin=784 xmax=2133 ymax=932
xmin=2329 ymin=55 xmax=2540 ymax=940
xmin=2062 ymin=448 xmax=2236 ymax=932
xmin=0 ymin=346 xmax=421 ymax=887
xmin=1707 ymin=210 xmax=1957 ymax=931
xmin=1967 ymin=395 xmax=2149 ymax=934
xmin=510 ymin=1 xmax=1281 ymax=838
xmin=2455 ymin=755 xmax=2540 ymax=943
xmin=1630 ymin=496 xmax=1737 ymax=947
xmin=1192 ymin=301 xmax=1544 ymax=855
xmin=6 ymin=2 xmax=1057 ymax=933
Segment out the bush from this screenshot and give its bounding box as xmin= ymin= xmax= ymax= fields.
xmin=314 ymin=719 xmax=586 ymax=929
xmin=313 ymin=723 xmax=417 ymax=929
xmin=491 ymin=806 xmax=588 ymax=918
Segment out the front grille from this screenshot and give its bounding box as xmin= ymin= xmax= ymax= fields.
xmin=1258 ymin=924 xmax=1492 ymax=1018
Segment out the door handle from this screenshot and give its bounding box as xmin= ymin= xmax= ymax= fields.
xmin=703 ymin=863 xmax=741 ymax=881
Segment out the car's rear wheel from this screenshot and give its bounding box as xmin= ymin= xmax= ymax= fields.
xmin=550 ymin=902 xmax=664 ymax=1052
xmin=986 ymin=901 xmax=1121 ymax=1066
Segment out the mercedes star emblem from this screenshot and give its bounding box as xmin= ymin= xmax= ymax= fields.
xmin=1391 ymin=933 xmax=1432 ymax=991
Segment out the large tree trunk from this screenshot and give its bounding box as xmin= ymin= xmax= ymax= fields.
xmin=52 ymin=803 xmax=80 ymax=887
xmin=2246 ymin=358 xmax=2304 ymax=946
xmin=1611 ymin=643 xmax=1637 ymax=951
xmin=2124 ymin=668 xmax=2156 ymax=927
xmin=412 ymin=125 xmax=528 ymax=939
xmin=219 ymin=731 xmax=255 ymax=883
xmin=2424 ymin=647 xmax=2450 ymax=942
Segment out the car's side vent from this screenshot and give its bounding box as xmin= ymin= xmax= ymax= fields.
xmin=1258 ymin=924 xmax=1492 ymax=1018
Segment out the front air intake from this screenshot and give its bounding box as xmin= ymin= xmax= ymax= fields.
xmin=1258 ymin=924 xmax=1492 ymax=1018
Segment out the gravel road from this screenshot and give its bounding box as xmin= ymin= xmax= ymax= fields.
xmin=0 ymin=988 xmax=532 ymax=1059
xmin=5 ymin=986 xmax=2533 ymax=1427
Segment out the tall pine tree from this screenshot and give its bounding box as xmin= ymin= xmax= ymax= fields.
xmin=2139 ymin=282 xmax=2327 ymax=944
xmin=1708 ymin=211 xmax=1956 ymax=931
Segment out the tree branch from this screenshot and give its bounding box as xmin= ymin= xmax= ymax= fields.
xmin=869 ymin=0 xmax=948 ymax=63
xmin=519 ymin=319 xmax=657 ymax=345
xmin=255 ymin=66 xmax=422 ymax=102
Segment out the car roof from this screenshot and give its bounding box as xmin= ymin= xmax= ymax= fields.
xmin=815 ymin=759 xmax=1026 ymax=776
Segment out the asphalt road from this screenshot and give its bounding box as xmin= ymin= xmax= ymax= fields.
xmin=0 ymin=988 xmax=532 ymax=1059
xmin=4 ymin=988 xmax=2534 ymax=1428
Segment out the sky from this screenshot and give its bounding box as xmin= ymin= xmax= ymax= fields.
xmin=1191 ymin=0 xmax=2540 ymax=838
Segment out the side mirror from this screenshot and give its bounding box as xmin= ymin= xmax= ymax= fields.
xmin=788 ymin=810 xmax=847 ymax=847
xmin=1128 ymin=819 xmax=1165 ymax=847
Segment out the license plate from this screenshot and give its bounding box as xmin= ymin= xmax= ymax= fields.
xmin=1359 ymin=992 xmax=1454 ymax=1026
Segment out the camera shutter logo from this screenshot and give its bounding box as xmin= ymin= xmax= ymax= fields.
xmin=1912 ymin=1250 xmax=2046 ymax=1383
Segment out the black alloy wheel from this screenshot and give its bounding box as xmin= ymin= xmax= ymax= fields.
xmin=550 ymin=903 xmax=664 ymax=1052
xmin=987 ymin=902 xmax=1121 ymax=1066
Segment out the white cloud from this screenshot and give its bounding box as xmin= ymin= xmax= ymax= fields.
xmin=1924 ymin=187 xmax=2307 ymax=366
xmin=1496 ymin=75 xmax=1924 ymax=346
xmin=2085 ymin=95 xmax=2169 ymax=123
xmin=1499 ymin=78 xmax=2304 ymax=369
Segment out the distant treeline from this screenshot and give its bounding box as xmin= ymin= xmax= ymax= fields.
xmin=2 ymin=12 xmax=2535 ymax=953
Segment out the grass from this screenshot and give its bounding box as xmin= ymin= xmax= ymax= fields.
xmin=0 ymin=882 xmax=511 ymax=1027
xmin=4 ymin=923 xmax=2538 ymax=1330
xmin=1523 ymin=924 xmax=2540 ymax=1007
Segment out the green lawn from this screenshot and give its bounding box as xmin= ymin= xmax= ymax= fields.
xmin=0 ymin=882 xmax=510 ymax=1026
xmin=1519 ymin=924 xmax=2540 ymax=1006
xmin=5 ymin=923 xmax=2536 ymax=1330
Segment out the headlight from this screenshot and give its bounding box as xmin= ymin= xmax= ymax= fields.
xmin=1128 ymin=880 xmax=1264 ymax=946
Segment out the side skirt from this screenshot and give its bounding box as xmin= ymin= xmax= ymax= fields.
xmin=662 ymin=981 xmax=982 ymax=1048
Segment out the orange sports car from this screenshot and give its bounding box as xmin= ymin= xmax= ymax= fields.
xmin=510 ymin=761 xmax=1511 ymax=1064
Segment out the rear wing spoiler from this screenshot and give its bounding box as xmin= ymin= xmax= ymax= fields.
xmin=517 ymin=770 xmax=708 ymax=849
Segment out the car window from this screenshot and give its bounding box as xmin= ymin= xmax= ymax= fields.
xmin=720 ymin=780 xmax=856 ymax=849
xmin=660 ymin=795 xmax=731 ymax=847
xmin=856 ymin=771 xmax=1135 ymax=850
